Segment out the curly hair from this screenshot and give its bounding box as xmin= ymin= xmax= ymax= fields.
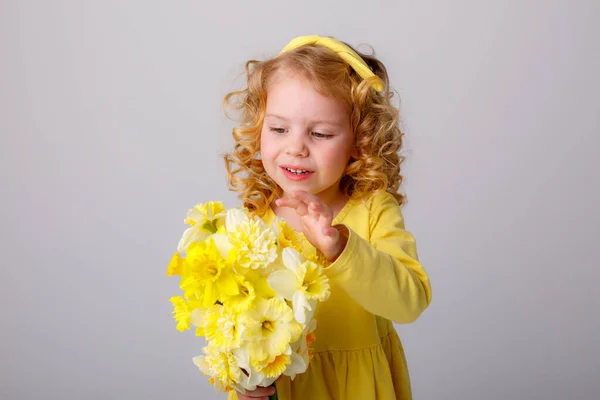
xmin=223 ymin=40 xmax=406 ymax=217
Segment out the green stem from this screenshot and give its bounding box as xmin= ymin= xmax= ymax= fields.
xmin=268 ymin=381 xmax=278 ymax=400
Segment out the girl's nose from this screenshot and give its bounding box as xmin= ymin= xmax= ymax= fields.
xmin=284 ymin=132 xmax=308 ymax=157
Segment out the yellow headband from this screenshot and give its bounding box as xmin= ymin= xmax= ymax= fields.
xmin=278 ymin=35 xmax=385 ymax=93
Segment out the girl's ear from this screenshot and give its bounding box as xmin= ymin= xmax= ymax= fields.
xmin=350 ymin=146 xmax=359 ymax=159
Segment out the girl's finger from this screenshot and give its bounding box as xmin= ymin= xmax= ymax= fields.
xmin=254 ymin=386 xmax=276 ymax=396
xmin=276 ymin=198 xmax=302 ymax=209
xmin=318 ymin=202 xmax=333 ymax=220
xmin=309 ymin=201 xmax=323 ymax=212
xmin=296 ymin=202 xmax=308 ymax=217
xmin=277 ymin=198 xmax=309 ymax=216
xmin=323 ymin=226 xmax=339 ymax=237
xmin=278 ymin=198 xmax=307 ymax=215
xmin=292 ymin=190 xmax=320 ymax=206
xmin=308 ymin=201 xmax=323 ymax=218
xmin=237 ymin=385 xmax=276 ymax=398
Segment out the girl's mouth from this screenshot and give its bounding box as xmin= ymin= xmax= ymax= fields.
xmin=280 ymin=166 xmax=314 ymax=181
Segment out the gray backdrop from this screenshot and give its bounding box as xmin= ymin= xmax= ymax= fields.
xmin=1 ymin=1 xmax=599 ymax=399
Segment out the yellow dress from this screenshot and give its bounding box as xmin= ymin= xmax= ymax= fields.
xmin=228 ymin=191 xmax=432 ymax=400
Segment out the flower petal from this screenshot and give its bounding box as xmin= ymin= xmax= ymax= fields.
xmin=303 ymin=299 xmax=317 ymax=325
xmin=219 ymin=272 xmax=240 ymax=297
xmin=185 ymin=205 xmax=206 ymax=225
xmin=190 ymin=308 xmax=206 ymax=328
xmin=203 ymin=284 xmax=217 ymax=307
xmin=267 ymin=270 xmax=298 ymax=299
xmin=292 ymin=291 xmax=311 ymax=325
xmin=177 ymin=226 xmax=198 ymax=253
xmin=282 ymin=247 xmax=303 ymax=274
xmin=192 ymin=355 xmax=210 ymax=375
xmin=206 ymin=201 xmax=226 ymax=217
xmin=211 ymin=233 xmax=233 ymax=259
xmin=226 ymin=208 xmax=248 ymax=232
xmin=285 ymin=352 xmax=308 ymax=379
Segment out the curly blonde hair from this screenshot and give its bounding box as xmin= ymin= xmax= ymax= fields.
xmin=223 ymin=40 xmax=406 ymax=217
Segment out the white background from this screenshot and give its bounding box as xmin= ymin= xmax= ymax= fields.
xmin=2 ymin=1 xmax=599 ymax=399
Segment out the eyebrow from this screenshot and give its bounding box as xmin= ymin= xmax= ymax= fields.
xmin=265 ymin=114 xmax=343 ymax=127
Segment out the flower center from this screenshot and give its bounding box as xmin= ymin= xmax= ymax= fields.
xmin=261 ymin=320 xmax=274 ymax=333
xmin=199 ymin=261 xmax=220 ymax=280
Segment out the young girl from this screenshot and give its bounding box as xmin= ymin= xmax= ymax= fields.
xmin=222 ymin=35 xmax=432 ymax=400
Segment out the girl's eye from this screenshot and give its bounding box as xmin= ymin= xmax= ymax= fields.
xmin=312 ymin=132 xmax=333 ymax=139
xmin=270 ymin=127 xmax=286 ymax=134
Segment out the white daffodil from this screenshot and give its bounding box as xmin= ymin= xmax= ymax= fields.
xmin=286 ymin=352 xmax=308 ymax=381
xmin=177 ymin=202 xmax=226 ymax=253
xmin=267 ymin=248 xmax=330 ymax=325
xmin=232 ymin=346 xmax=276 ymax=392
xmin=286 ymin=319 xmax=317 ymax=379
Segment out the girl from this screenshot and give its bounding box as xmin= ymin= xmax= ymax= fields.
xmin=222 ymin=35 xmax=432 ymax=400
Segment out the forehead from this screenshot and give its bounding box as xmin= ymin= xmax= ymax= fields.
xmin=265 ymin=69 xmax=349 ymax=123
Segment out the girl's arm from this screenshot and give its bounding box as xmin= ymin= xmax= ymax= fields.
xmin=326 ymin=192 xmax=432 ymax=323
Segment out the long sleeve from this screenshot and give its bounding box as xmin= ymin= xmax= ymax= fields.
xmin=325 ymin=191 xmax=432 ymax=324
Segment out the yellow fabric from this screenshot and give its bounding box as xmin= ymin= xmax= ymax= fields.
xmin=279 ymin=35 xmax=385 ymax=93
xmin=228 ymin=190 xmax=432 ymax=399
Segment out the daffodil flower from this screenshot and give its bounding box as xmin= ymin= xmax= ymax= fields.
xmin=180 ymin=237 xmax=239 ymax=307
xmin=195 ymin=304 xmax=242 ymax=351
xmin=166 ymin=251 xmax=184 ymax=277
xmin=177 ymin=201 xmax=226 ymax=253
xmin=221 ymin=275 xmax=257 ymax=312
xmin=285 ymin=319 xmax=317 ymax=379
xmin=193 ymin=345 xmax=241 ymax=392
xmin=272 ymin=217 xmax=303 ymax=253
xmin=267 ymin=248 xmax=330 ymax=324
xmin=232 ymin=346 xmax=276 ymax=392
xmin=169 ymin=296 xmax=192 ymax=332
xmin=256 ymin=346 xmax=293 ymax=378
xmin=240 ymin=297 xmax=302 ymax=363
xmin=226 ymin=208 xmax=278 ymax=270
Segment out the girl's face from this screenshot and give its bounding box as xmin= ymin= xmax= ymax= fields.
xmin=260 ymin=70 xmax=357 ymax=206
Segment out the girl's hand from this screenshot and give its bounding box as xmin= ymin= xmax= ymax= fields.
xmin=276 ymin=191 xmax=348 ymax=262
xmin=236 ymin=385 xmax=276 ymax=400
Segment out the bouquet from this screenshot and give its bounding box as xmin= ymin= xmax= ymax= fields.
xmin=166 ymin=201 xmax=330 ymax=397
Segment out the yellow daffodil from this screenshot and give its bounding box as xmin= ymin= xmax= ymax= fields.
xmin=200 ymin=304 xmax=241 ymax=351
xmin=256 ymin=347 xmax=292 ymax=378
xmin=221 ymin=269 xmax=278 ymax=313
xmin=177 ymin=201 xmax=226 ymax=253
xmin=193 ymin=345 xmax=241 ymax=392
xmin=221 ymin=275 xmax=257 ymax=312
xmin=226 ymin=208 xmax=278 ymax=270
xmin=245 ymin=269 xmax=277 ymax=298
xmin=169 ymin=296 xmax=205 ymax=334
xmin=180 ymin=237 xmax=239 ymax=307
xmin=267 ymin=248 xmax=330 ymax=324
xmin=241 ymin=297 xmax=302 ymax=364
xmin=272 ymin=217 xmax=303 ymax=253
xmin=166 ymin=251 xmax=184 ymax=277
xmin=170 ymin=296 xmax=192 ymax=332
